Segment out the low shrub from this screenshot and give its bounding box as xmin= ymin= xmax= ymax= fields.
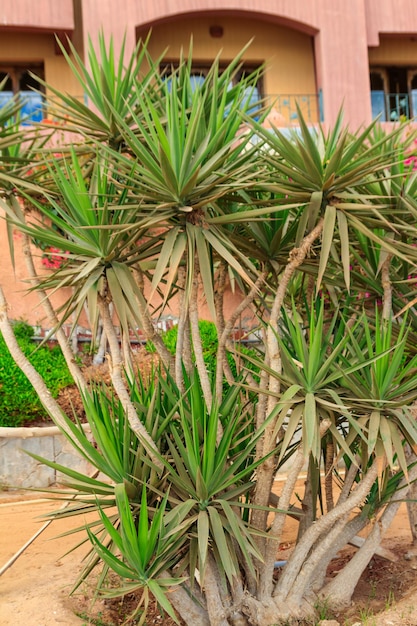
xmin=0 ymin=321 xmax=74 ymax=427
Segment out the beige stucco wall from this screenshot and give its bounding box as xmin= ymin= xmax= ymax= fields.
xmin=0 ymin=0 xmax=74 ymax=32
xmin=140 ymin=15 xmax=317 ymax=122
xmin=369 ymin=36 xmax=417 ymax=65
xmin=0 ymin=32 xmax=80 ymax=99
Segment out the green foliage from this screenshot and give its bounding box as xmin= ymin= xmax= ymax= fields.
xmin=6 ymin=33 xmax=417 ymax=626
xmin=29 ymin=367 xmax=275 ymax=621
xmin=147 ymin=320 xmax=218 ymax=374
xmin=11 ymin=319 xmax=35 ymax=340
xmin=148 ymin=319 xmax=259 ymax=382
xmin=0 ymin=322 xmax=73 ymax=427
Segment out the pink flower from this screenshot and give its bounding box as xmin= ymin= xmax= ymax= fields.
xmin=41 ymin=247 xmax=69 ymax=269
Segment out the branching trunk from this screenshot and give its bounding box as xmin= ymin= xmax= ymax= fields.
xmin=93 ymin=320 xmax=108 ymax=365
xmin=121 ymin=328 xmax=134 ymax=382
xmin=189 ymin=264 xmax=214 ymax=413
xmin=203 ymin=556 xmax=232 ymax=626
xmin=296 ymin=456 xmax=316 ymax=542
xmin=321 ymin=462 xmax=417 ymax=606
xmin=252 ymin=219 xmax=325 ymax=537
xmin=175 ymin=266 xmax=188 ymax=391
xmin=162 ymin=572 xmax=209 ymax=626
xmin=381 ymin=253 xmax=392 ymax=321
xmin=259 ymin=419 xmax=330 ymax=599
xmin=215 ymin=270 xmax=266 ymax=402
xmin=133 ymin=268 xmax=174 ymax=368
xmin=405 ymin=443 xmax=417 ymax=546
xmin=273 ymin=461 xmax=379 ymax=602
xmin=214 ymin=261 xmax=227 ymax=338
xmin=311 ymin=514 xmax=368 ymax=592
xmin=336 ymin=457 xmax=360 ymax=505
xmin=324 ymin=438 xmax=335 ymax=512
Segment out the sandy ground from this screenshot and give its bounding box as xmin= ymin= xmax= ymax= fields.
xmin=0 ymin=493 xmax=93 ymax=626
xmin=1 ymin=487 xmax=417 ymax=626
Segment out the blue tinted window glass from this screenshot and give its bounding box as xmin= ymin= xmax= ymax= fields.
xmin=20 ymin=92 xmax=44 ymax=124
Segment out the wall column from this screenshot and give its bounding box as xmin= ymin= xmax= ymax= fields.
xmin=314 ymin=0 xmax=371 ymax=129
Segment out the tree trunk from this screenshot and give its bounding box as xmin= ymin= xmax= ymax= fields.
xmin=405 ymin=445 xmax=417 ymax=546
xmin=203 ymin=556 xmax=232 ymax=626
xmin=252 ymin=220 xmax=325 ymax=539
xmin=321 ymin=462 xmax=417 ymax=606
xmin=162 ymin=573 xmax=210 ymax=626
xmin=274 ymin=462 xmax=378 ymax=602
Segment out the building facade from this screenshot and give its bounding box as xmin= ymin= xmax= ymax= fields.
xmin=2 ymin=0 xmax=417 ymax=129
xmin=1 ymin=0 xmax=417 ymax=322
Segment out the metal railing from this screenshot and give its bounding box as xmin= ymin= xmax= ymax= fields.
xmin=0 ymin=89 xmax=322 ymax=126
xmin=268 ymin=93 xmax=321 ymax=125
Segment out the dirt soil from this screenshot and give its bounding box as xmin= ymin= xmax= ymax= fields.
xmin=1 ymin=486 xmax=417 ymax=626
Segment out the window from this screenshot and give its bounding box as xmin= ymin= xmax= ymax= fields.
xmin=0 ymin=63 xmax=44 ymax=124
xmin=370 ymin=66 xmax=417 ymax=121
xmin=160 ymin=61 xmax=263 ymax=118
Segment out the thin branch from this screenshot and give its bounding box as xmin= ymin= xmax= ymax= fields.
xmin=189 ymin=264 xmax=214 ymax=412
xmin=134 ymin=267 xmax=174 ymax=368
xmin=252 ymin=221 xmax=325 ymax=548
xmin=215 ymin=270 xmax=266 ymax=402
xmin=98 ymin=293 xmax=163 ymax=469
xmin=214 ymin=261 xmax=227 ymax=337
xmin=175 ymin=266 xmax=188 ymax=392
xmin=381 ymin=253 xmax=393 ymax=321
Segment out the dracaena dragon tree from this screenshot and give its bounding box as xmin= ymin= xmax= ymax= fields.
xmin=2 ymin=34 xmax=417 ymax=626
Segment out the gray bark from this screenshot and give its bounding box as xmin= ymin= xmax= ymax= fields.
xmin=321 ymin=462 xmax=417 ymax=606
xmin=203 ymin=556 xmax=231 ymax=626
xmin=162 ymin=573 xmax=210 ymax=626
xmin=273 ymin=462 xmax=379 ymax=602
xmin=251 ymin=220 xmax=325 ymax=544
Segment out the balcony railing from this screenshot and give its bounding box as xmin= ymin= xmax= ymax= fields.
xmin=269 ymin=94 xmax=321 ymax=125
xmin=0 ymin=89 xmax=321 ymax=127
xmin=371 ymin=91 xmax=417 ymax=122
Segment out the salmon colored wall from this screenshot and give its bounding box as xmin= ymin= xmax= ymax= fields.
xmin=0 ymin=219 xmax=246 ymax=328
xmin=365 ymin=0 xmax=417 ymax=47
xmin=0 ymin=222 xmax=74 ymax=326
xmin=4 ymin=0 xmax=417 ymax=327
xmin=0 ymin=0 xmax=74 ymax=32
xmin=81 ymin=0 xmax=374 ymax=128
